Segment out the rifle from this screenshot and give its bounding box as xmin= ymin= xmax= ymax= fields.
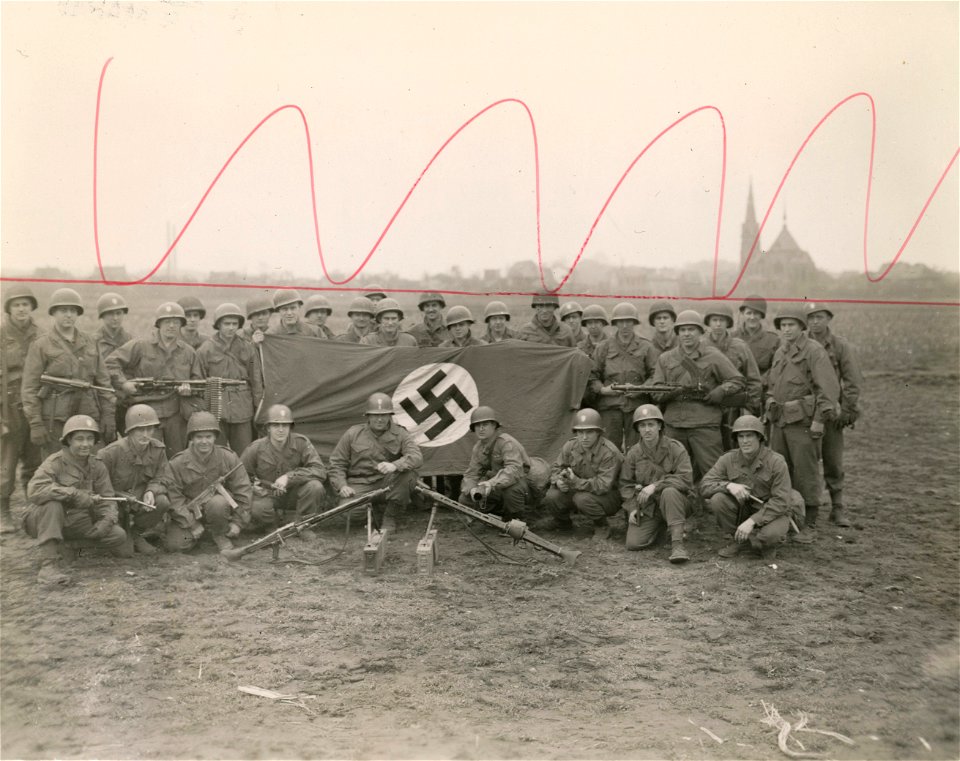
xmin=98 ymin=493 xmax=156 ymax=511
xmin=610 ymin=382 xmax=706 ymax=401
xmin=737 ymin=492 xmax=801 ymax=534
xmin=40 ymin=374 xmax=116 ymax=395
xmin=413 ymin=482 xmax=581 ymax=565
xmin=253 ymin=476 xmax=285 ymax=496
xmin=221 ymin=487 xmax=390 ymax=561
xmin=182 ymin=461 xmax=244 ymax=520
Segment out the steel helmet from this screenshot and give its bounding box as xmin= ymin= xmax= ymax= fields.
xmin=531 ymin=293 xmax=560 ymax=308
xmin=186 ymin=411 xmax=220 ymax=438
xmin=246 ymin=292 xmax=275 ymax=319
xmin=610 ymin=302 xmax=640 ymax=324
xmin=125 ymin=404 xmax=161 ymax=431
xmin=773 ymin=306 xmax=807 ymax=330
xmin=673 ymin=309 xmax=705 ymax=334
xmin=272 ymin=289 xmax=304 ymax=311
xmin=703 ymin=303 xmax=734 ymax=328
xmin=559 ymin=302 xmax=584 ymax=321
xmin=375 ymin=298 xmax=404 ymax=322
xmin=60 ymin=415 xmax=100 ymax=444
xmin=154 ymin=302 xmax=187 ymax=327
xmin=177 ymin=296 xmax=206 ymax=318
xmin=581 ymin=304 xmax=609 ymax=325
xmin=363 ymin=285 xmax=387 ymax=300
xmin=96 ymin=292 xmax=128 ymax=317
xmin=213 ymin=303 xmax=245 ymax=329
xmin=483 ymin=301 xmax=511 ymax=322
xmin=303 ymin=294 xmax=332 ymax=316
xmin=632 ymin=404 xmax=664 ymax=428
xmin=365 ymin=392 xmax=395 ymax=415
xmin=418 ymin=292 xmax=446 ymax=310
xmin=3 ymin=285 xmax=38 ymax=313
xmin=739 ymin=295 xmax=768 ymax=317
xmin=265 ymin=404 xmax=295 ymax=425
xmin=731 ymin=414 xmax=765 ymax=440
xmin=804 ymin=301 xmax=834 ymax=319
xmin=647 ymin=300 xmax=677 ymax=326
xmin=347 ymin=296 xmax=376 ymax=317
xmin=470 ymin=406 xmax=500 ymax=429
xmin=48 ymin=288 xmax=84 ymax=316
xmin=445 ymin=305 xmax=474 ymax=326
xmin=572 ymin=408 xmax=603 ymax=431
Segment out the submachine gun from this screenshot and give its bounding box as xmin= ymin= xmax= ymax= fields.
xmin=413 ymin=482 xmax=581 ymax=565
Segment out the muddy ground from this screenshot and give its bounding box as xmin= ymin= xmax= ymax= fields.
xmin=1 ymin=372 xmax=958 ymax=760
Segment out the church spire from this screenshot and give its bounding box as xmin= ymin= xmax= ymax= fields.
xmin=741 ymin=181 xmax=761 ymax=269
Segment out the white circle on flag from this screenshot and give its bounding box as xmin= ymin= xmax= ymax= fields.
xmin=392 ymin=363 xmax=479 ymax=447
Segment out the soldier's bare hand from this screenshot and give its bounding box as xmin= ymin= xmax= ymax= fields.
xmin=143 ymin=491 xmax=156 ymax=506
xmin=735 ymin=517 xmax=756 ymax=542
xmin=274 ymin=474 xmax=290 ymax=493
xmin=176 ymin=383 xmax=193 ymax=397
xmin=339 ymin=485 xmax=356 ymax=498
xmin=376 ymin=462 xmax=397 ymax=475
xmin=809 ymin=419 xmax=825 ymax=439
xmin=121 ymin=381 xmax=139 ymax=395
xmin=637 ymin=484 xmax=657 ymax=504
xmin=627 ymin=509 xmax=639 ymax=526
xmin=252 ymin=330 xmax=265 ymax=344
xmin=726 ymin=482 xmax=751 ymax=504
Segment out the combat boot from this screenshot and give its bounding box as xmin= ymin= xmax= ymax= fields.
xmin=133 ymin=534 xmax=158 ymax=555
xmin=829 ymin=506 xmax=851 ymax=527
xmin=718 ymin=541 xmax=743 ymax=558
xmin=37 ymin=557 xmax=70 ymax=587
xmin=793 ymin=506 xmax=818 ymax=544
xmin=669 ymin=542 xmax=690 ymax=564
xmin=212 ymin=533 xmax=234 ymax=553
xmin=760 ymin=546 xmax=778 ymax=562
xmin=0 ymin=499 xmax=15 ymax=534
xmin=591 ymin=519 xmax=611 ymax=542
xmin=536 ymin=514 xmax=574 ymax=533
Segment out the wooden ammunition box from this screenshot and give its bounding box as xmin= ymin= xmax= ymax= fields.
xmin=363 ymin=529 xmax=388 ymax=575
xmin=416 ymin=529 xmax=439 ymax=575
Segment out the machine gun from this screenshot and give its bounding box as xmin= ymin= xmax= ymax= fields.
xmin=610 ymin=382 xmax=706 ymax=401
xmin=40 ymin=375 xmax=116 ymax=395
xmin=221 ymin=487 xmax=390 ymax=562
xmin=413 ymin=482 xmax=581 ymax=565
xmin=128 ymin=377 xmax=246 ymax=422
xmin=181 ymin=461 xmax=244 ymax=521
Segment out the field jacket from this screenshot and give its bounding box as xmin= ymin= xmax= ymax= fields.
xmin=550 ymin=436 xmax=622 ymax=496
xmin=1 ymin=315 xmax=42 ymax=396
xmin=591 ymin=334 xmax=657 ymax=413
xmin=619 ymin=435 xmax=693 ymax=516
xmin=703 ymin=331 xmax=763 ymax=414
xmin=195 ymin=334 xmax=261 ymax=423
xmin=810 ymin=328 xmax=863 ymax=420
xmin=241 ymin=433 xmax=327 ymax=486
xmin=267 ymin=321 xmax=320 ymax=338
xmin=106 ymin=334 xmax=204 ymax=419
xmin=328 ymin=423 xmax=423 ymax=490
xmin=168 ymin=445 xmax=251 ymax=528
xmin=731 ymin=325 xmax=780 ymax=379
xmin=700 ymin=445 xmax=799 ymax=526
xmin=361 ymin=331 xmax=419 ymax=347
xmin=651 ymin=342 xmax=745 ymax=428
xmin=97 ymin=436 xmax=173 ymax=499
xmin=409 ymin=318 xmax=449 ymax=348
xmin=766 ymin=334 xmax=840 ymax=426
xmin=462 ymin=431 xmax=530 ymax=493
xmin=28 ymin=448 xmax=117 ymax=524
xmin=517 ymin=318 xmax=577 ymax=347
xmin=93 ymin=324 xmax=134 ymax=361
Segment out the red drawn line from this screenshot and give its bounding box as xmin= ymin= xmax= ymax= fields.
xmin=1 ymin=58 xmax=957 ymax=309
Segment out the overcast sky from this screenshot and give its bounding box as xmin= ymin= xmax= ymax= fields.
xmin=2 ymin=2 xmax=957 ymax=296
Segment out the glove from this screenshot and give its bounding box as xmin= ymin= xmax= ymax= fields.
xmin=839 ymin=408 xmax=858 ymax=427
xmin=705 ymin=386 xmax=727 ymax=405
xmin=87 ymin=519 xmax=114 ymax=540
xmin=30 ymin=424 xmax=48 ymax=447
xmin=100 ymin=418 xmax=116 ymax=443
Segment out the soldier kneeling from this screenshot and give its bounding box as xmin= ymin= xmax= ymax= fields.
xmin=24 ymin=415 xmax=131 ymax=586
xmin=241 ymin=404 xmax=328 ymax=540
xmin=458 ymin=406 xmax=532 ymax=520
xmin=700 ymin=414 xmax=804 ymax=561
xmin=620 ymin=404 xmax=694 ymax=563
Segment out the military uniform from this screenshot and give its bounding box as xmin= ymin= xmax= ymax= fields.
xmin=315 ymin=324 xmax=336 ymax=340
xmin=360 ymin=331 xmax=419 ymax=347
xmin=195 ymin=334 xmax=262 ymax=453
xmin=591 ymin=335 xmax=657 ymax=451
xmin=97 ymin=435 xmax=173 ymax=546
xmin=93 ymin=324 xmax=134 ymax=361
xmin=577 ymin=333 xmax=606 ymax=361
xmin=649 ymin=332 xmax=678 ymax=360
xmin=482 ymin=326 xmax=517 ymax=344
xmin=167 ymin=445 xmax=252 ymax=551
xmin=700 ymin=444 xmax=804 ymax=553
xmin=409 ymin=317 xmax=449 ymax=348
xmin=620 ymin=434 xmax=693 ymax=550
xmin=328 ymin=422 xmax=423 ymax=523
xmin=21 ymin=330 xmax=116 ymax=457
xmin=438 ymin=335 xmax=487 ymax=348
xmin=241 ymin=433 xmax=328 ymax=527
xmin=1 ymin=314 xmax=43 ymax=511
xmin=24 ymin=447 xmax=129 ymax=556
xmin=517 ymin=318 xmax=577 ymax=347
xmin=732 ymin=324 xmax=780 ymax=384
xmin=460 ymin=431 xmax=531 ymax=519
xmin=105 ymin=335 xmax=204 ymax=457
xmin=336 ymin=324 xmax=375 ymax=344
xmin=765 ymin=334 xmax=840 ymax=514
xmin=267 ymin=320 xmax=320 ymax=338
xmin=703 ymin=331 xmax=764 ymax=449
xmin=542 ymin=436 xmax=622 ymax=527
xmin=179 ymin=330 xmax=209 ymax=351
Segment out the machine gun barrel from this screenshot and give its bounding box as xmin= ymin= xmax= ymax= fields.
xmin=40 ymin=375 xmax=115 ymax=395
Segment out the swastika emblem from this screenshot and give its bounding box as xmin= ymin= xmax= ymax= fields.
xmin=392 ymin=363 xmax=479 ymax=448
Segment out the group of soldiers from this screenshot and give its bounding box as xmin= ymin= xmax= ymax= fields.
xmin=0 ymin=283 xmax=863 ymax=585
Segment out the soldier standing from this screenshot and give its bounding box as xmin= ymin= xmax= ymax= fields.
xmin=241 ymin=292 xmax=274 ymax=343
xmin=577 ymin=305 xmax=609 ymax=360
xmin=481 ymin=301 xmax=516 ymax=343
xmin=94 ymin=292 xmax=135 ymax=437
xmin=167 ymin=411 xmax=252 ymax=552
xmin=303 ymin=294 xmax=335 ymax=339
xmin=267 ymin=290 xmax=320 ymax=337
xmin=559 ymin=302 xmax=585 ymax=345
xmin=731 ymin=296 xmax=780 ymax=388
xmin=701 ymin=414 xmax=805 ymax=561
xmin=21 ymin=289 xmax=116 ymax=458
xmin=196 ymin=303 xmax=263 ymax=453
xmin=106 ymin=302 xmax=204 ymax=458
xmin=241 ymin=404 xmax=328 ymax=539
xmin=97 ymin=404 xmax=174 ymax=555
xmin=590 ymin=302 xmax=657 ymax=452
xmin=336 ymin=297 xmax=377 ymax=344
xmin=1 ymin=285 xmax=43 ymax=532
xmin=177 ymin=296 xmax=209 ymax=350
xmin=647 ymin=301 xmax=678 ymax=359
xmin=620 ymin=404 xmax=693 ymax=563
xmin=540 ymin=408 xmax=622 ymax=541
xmin=328 ymin=393 xmax=423 ymax=533
xmin=765 ymin=306 xmax=840 ymax=543
xmin=363 ymin=286 xmax=387 ymax=304
xmin=804 ymin=302 xmax=863 ymax=528
xmin=459 ymin=406 xmax=532 ymax=520
xmin=439 ymin=307 xmax=486 ymax=348
xmin=360 ymin=299 xmax=419 ymax=347
xmin=408 ymin=292 xmax=450 ymax=347
xmin=24 ymin=415 xmax=131 ymax=586
xmin=517 ymin=294 xmax=577 ymax=346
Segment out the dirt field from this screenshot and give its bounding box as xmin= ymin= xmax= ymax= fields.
xmin=1 ymin=368 xmax=958 ymax=760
